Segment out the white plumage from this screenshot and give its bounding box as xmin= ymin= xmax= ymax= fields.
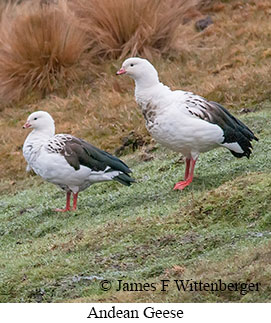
xmin=117 ymin=57 xmax=258 ymax=190
xmin=23 ymin=111 xmax=134 ymax=211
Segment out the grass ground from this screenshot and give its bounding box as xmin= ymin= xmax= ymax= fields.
xmin=1 ymin=0 xmax=271 ymax=303
xmin=0 ymin=109 xmax=271 ymax=302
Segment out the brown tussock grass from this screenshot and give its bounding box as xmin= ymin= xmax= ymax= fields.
xmin=0 ymin=0 xmax=87 ymax=103
xmin=70 ymin=0 xmax=200 ymax=60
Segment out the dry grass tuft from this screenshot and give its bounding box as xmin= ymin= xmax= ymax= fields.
xmin=70 ymin=0 xmax=200 ymax=60
xmin=0 ymin=0 xmax=87 ymax=103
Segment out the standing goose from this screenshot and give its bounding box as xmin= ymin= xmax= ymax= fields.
xmin=116 ymin=57 xmax=258 ymax=190
xmin=23 ymin=111 xmax=134 ymax=211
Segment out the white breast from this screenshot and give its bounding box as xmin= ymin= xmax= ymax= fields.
xmin=23 ymin=133 xmax=122 ymax=193
xmin=136 ymin=85 xmax=224 ymax=159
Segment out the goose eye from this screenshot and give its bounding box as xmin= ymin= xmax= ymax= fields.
xmin=34 ymin=117 xmax=38 ymax=120
xmin=130 ymin=63 xmax=134 ymax=67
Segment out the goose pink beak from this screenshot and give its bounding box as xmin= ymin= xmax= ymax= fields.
xmin=116 ymin=67 xmax=126 ymax=75
xmin=23 ymin=121 xmax=31 ymax=129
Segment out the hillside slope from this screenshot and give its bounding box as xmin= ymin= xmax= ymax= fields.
xmin=0 ymin=109 xmax=270 ymax=302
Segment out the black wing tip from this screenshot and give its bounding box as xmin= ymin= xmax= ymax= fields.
xmin=231 ymin=132 xmax=258 ymax=159
xmin=230 ymin=148 xmax=252 ymax=159
xmin=114 ymin=173 xmax=135 ymax=186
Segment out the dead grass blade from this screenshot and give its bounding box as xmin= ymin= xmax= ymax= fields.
xmin=0 ymin=0 xmax=87 ymax=103
xmin=70 ymin=0 xmax=200 ymax=60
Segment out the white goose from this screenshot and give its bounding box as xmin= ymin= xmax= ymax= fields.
xmin=23 ymin=111 xmax=134 ymax=211
xmin=116 ymin=57 xmax=258 ymax=190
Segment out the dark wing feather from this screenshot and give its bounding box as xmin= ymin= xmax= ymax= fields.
xmin=60 ymin=136 xmax=132 ymax=174
xmin=209 ymin=101 xmax=258 ymax=142
xmin=61 ymin=140 xmax=84 ymax=171
xmin=185 ymin=95 xmax=258 ymax=158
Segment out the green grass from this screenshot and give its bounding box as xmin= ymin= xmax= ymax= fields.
xmin=1 ymin=108 xmax=271 ymax=302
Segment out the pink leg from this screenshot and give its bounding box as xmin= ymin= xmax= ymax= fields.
xmin=72 ymin=192 xmax=78 ymax=211
xmin=173 ymin=158 xmax=197 ymax=190
xmin=55 ymin=191 xmax=71 ymax=212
